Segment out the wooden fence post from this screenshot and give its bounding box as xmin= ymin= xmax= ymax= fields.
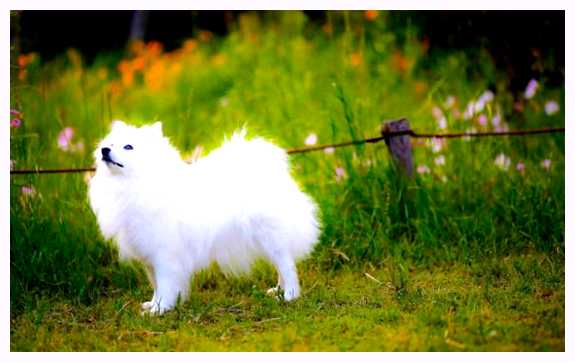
xmin=382 ymin=118 xmax=414 ymax=177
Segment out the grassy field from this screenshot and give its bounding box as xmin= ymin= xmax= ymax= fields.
xmin=10 ymin=11 xmax=565 ymax=351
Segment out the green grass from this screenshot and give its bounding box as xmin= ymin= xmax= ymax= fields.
xmin=10 ymin=11 xmax=564 ymax=351
xmin=10 ymin=255 xmax=564 ymax=351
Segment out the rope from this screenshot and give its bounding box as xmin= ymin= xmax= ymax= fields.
xmin=10 ymin=126 xmax=565 ymax=175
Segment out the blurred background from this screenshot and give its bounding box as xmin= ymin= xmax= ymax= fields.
xmin=12 ymin=10 xmax=564 ymax=92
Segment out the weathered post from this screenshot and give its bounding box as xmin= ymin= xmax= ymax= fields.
xmin=382 ymin=118 xmax=414 ymax=177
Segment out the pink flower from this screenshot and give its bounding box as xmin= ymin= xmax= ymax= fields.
xmin=11 ymin=118 xmax=22 ymax=127
xmin=516 ymin=162 xmax=525 ymax=174
xmin=524 ymin=79 xmax=539 ymax=99
xmin=451 ymin=109 xmax=461 ymax=119
xmin=21 ymin=186 xmax=36 ymax=196
xmin=417 ymin=165 xmax=430 ymax=174
xmin=305 ymin=133 xmax=317 ymax=146
xmin=434 ymin=155 xmax=446 ymax=166
xmin=544 ymin=101 xmax=560 ymax=115
xmin=541 ymin=159 xmax=551 ymax=170
xmin=324 ymin=147 xmax=335 ymax=155
xmin=74 ymin=140 xmax=85 ymax=153
xmin=432 ymin=106 xmax=443 ymax=121
xmin=477 ymin=114 xmax=488 ymax=126
xmin=57 ymin=127 xmax=74 ymax=151
xmin=335 ymin=166 xmax=346 ymax=182
xmin=10 ymin=109 xmax=21 ymax=116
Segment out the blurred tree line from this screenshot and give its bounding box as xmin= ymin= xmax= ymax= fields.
xmin=11 ymin=10 xmax=564 ymax=92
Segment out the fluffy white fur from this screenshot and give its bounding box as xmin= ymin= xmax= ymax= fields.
xmin=88 ymin=121 xmax=320 ymax=314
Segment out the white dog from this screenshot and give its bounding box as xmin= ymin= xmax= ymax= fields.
xmin=88 ymin=121 xmax=320 ymax=314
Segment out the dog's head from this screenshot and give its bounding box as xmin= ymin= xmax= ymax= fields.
xmin=94 ymin=120 xmax=181 ymax=176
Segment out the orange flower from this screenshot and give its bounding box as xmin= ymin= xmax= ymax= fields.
xmin=198 ymin=30 xmax=213 ymax=43
xmin=350 ymin=52 xmax=363 ymax=67
xmin=414 ymin=81 xmax=427 ymax=94
xmin=17 ymin=53 xmax=35 ymax=68
xmin=392 ymin=51 xmax=413 ymax=73
xmin=364 ymin=10 xmax=379 ymax=21
xmin=132 ymin=56 xmax=146 ymax=71
xmin=109 ymin=80 xmax=123 ymax=98
xmin=17 ymin=53 xmax=37 ymax=80
xmin=144 ymin=60 xmax=166 ymax=90
xmin=182 ymin=39 xmax=198 ymax=53
xmin=322 ymin=22 xmax=333 ymax=35
xmin=118 ymin=60 xmax=135 ymax=86
xmin=145 ymin=41 xmax=163 ymax=58
xmin=212 ymin=53 xmax=226 ymax=66
xmin=128 ymin=40 xmax=145 ymax=57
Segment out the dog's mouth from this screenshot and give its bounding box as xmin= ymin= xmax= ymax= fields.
xmin=102 ymin=155 xmax=124 ymax=168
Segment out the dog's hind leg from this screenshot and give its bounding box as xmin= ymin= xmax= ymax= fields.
xmin=256 ymin=230 xmax=300 ymax=301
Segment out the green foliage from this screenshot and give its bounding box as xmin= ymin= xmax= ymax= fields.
xmin=10 ymin=11 xmax=564 ymax=351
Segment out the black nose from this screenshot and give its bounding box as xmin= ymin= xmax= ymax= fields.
xmin=101 ymin=147 xmax=111 ymax=157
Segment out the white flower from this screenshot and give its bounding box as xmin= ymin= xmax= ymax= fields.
xmin=444 ymin=95 xmax=456 ymax=109
xmin=491 ymin=114 xmax=501 ymax=127
xmin=219 ymin=97 xmax=229 ymax=108
xmin=324 ymin=147 xmax=335 ymax=154
xmin=494 ymin=153 xmax=511 ymax=171
xmin=463 ymin=101 xmax=475 ymax=120
xmin=304 ymin=133 xmax=317 ymax=146
xmin=434 ymin=155 xmax=446 ymax=166
xmin=474 ymin=99 xmax=485 ymax=113
xmin=430 ymin=137 xmax=445 ymax=153
xmin=463 ymin=127 xmax=477 ymax=142
xmin=438 ymin=117 xmax=447 ymax=129
xmin=545 ymin=101 xmax=560 ymax=115
xmin=480 ymin=90 xmax=494 ymax=103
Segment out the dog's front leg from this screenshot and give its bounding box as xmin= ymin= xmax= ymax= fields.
xmin=145 ymin=259 xmax=190 ymax=315
xmin=141 ymin=264 xmax=157 ymax=311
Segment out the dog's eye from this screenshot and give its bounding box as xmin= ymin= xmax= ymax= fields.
xmin=124 ymin=144 xmax=133 ymax=150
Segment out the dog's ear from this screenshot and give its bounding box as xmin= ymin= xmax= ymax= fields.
xmin=149 ymin=121 xmax=163 ymax=136
xmin=111 ymin=119 xmax=127 ymax=131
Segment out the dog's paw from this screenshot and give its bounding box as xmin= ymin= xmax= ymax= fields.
xmin=266 ymin=286 xmax=299 ymax=302
xmin=141 ymin=304 xmax=168 ymax=316
xmin=283 ymin=287 xmax=300 ymax=302
xmin=266 ymin=286 xmax=280 ymax=296
xmin=141 ymin=301 xmax=154 ymax=310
